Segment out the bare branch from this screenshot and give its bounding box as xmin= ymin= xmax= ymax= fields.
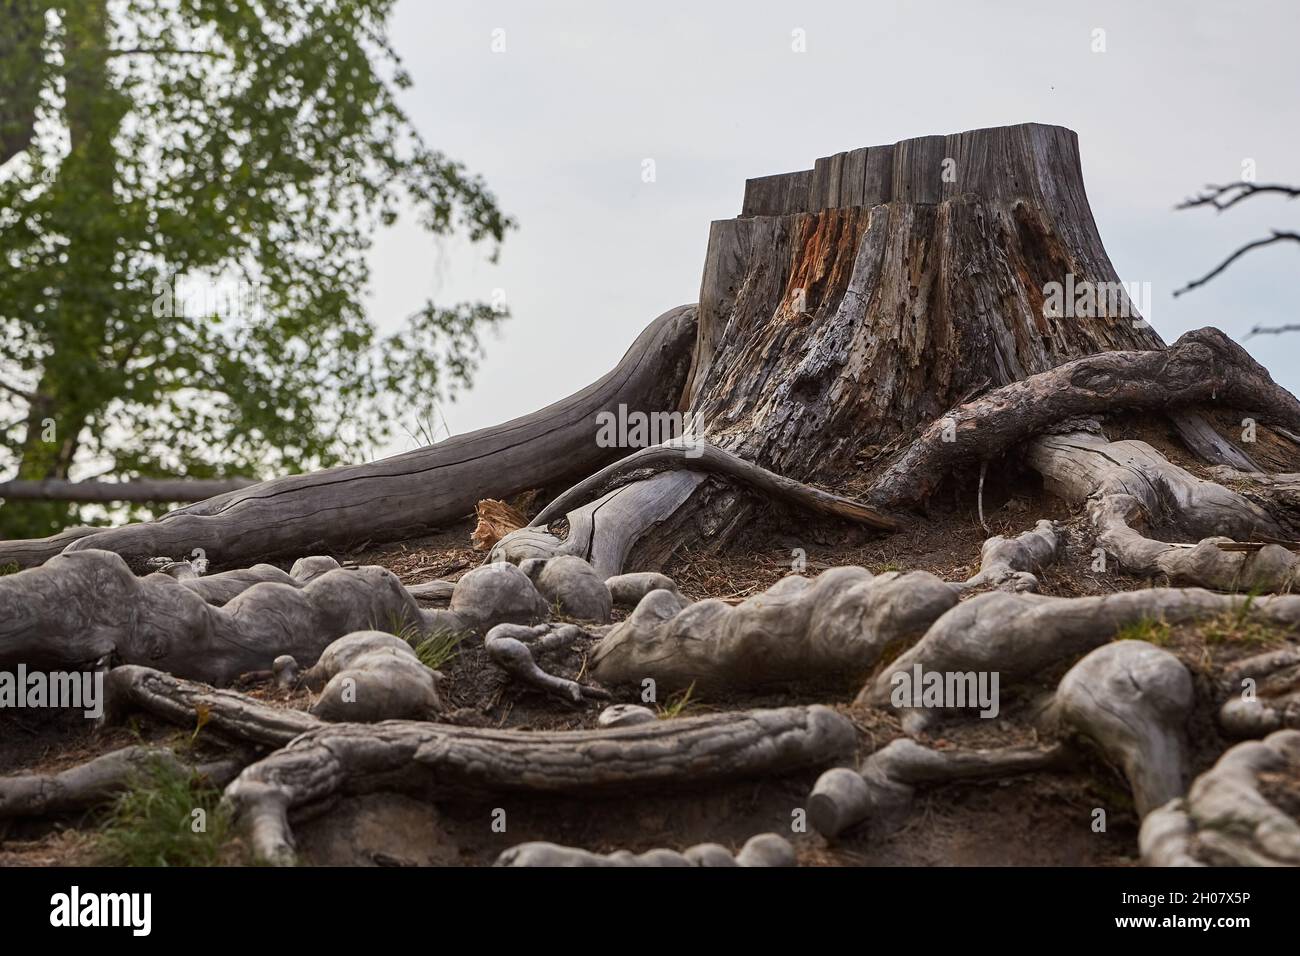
xmin=1178 ymin=182 xmax=1300 ymax=213
xmin=1173 ymin=230 xmax=1300 ymax=297
xmin=1245 ymin=324 xmax=1300 ymax=340
xmin=107 ymin=46 xmax=226 ymax=60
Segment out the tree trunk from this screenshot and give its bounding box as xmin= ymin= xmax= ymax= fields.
xmin=498 ymin=123 xmax=1172 ymax=572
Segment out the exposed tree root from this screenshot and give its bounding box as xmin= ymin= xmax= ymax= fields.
xmin=1220 ymin=649 xmax=1300 ymax=737
xmin=519 ymin=555 xmax=612 ymax=622
xmin=300 ymin=631 xmax=444 ymax=722
xmin=0 ymin=305 xmax=699 ymax=570
xmin=224 ymin=704 xmax=856 ymax=864
xmin=605 ymin=571 xmax=679 ymax=608
xmin=0 ymin=548 xmax=570 ymax=688
xmin=1140 ymin=730 xmax=1300 ymax=866
xmin=860 ymin=587 xmax=1300 ymax=717
xmin=589 ymin=566 xmax=958 ymax=692
xmin=102 ymin=665 xmax=323 ymax=746
xmin=1029 ymin=430 xmax=1296 ymax=591
xmin=865 ymin=327 xmax=1300 ymax=514
xmin=489 ymin=441 xmax=904 ymax=577
xmin=488 ymin=470 xmax=709 ymax=576
xmin=1045 ymin=640 xmax=1194 ymax=816
xmin=1207 ymin=466 xmax=1300 ymax=530
xmin=959 ymin=519 xmax=1062 ymax=592
xmin=496 ymin=832 xmax=795 ymax=867
xmin=0 ymin=549 xmax=426 ymax=684
xmin=528 ymin=440 xmax=907 ymax=531
xmin=813 ymin=641 xmax=1194 ymax=839
xmin=807 ymin=740 xmax=1069 ymax=839
xmin=423 ymin=561 xmax=551 ymax=634
xmin=0 ymin=746 xmax=246 ymax=819
xmin=484 ymin=623 xmax=609 ymax=704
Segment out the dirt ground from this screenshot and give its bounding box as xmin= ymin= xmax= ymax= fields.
xmin=3 ymin=408 xmax=1298 ymax=867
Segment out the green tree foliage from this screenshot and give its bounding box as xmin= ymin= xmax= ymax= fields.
xmin=0 ymin=0 xmax=513 ymax=537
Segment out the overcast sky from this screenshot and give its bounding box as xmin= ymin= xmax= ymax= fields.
xmin=366 ymin=0 xmax=1300 ymax=454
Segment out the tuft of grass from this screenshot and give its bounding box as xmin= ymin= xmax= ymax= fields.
xmin=374 ymin=612 xmax=465 ymax=671
xmin=1201 ymin=614 xmax=1277 ymax=647
xmin=1200 ymin=590 xmax=1285 ymax=646
xmin=411 ymin=627 xmax=466 ymax=671
xmin=95 ymin=759 xmax=233 ymax=867
xmin=657 ymin=682 xmax=698 ymax=720
xmin=1113 ymin=617 xmax=1172 ymax=646
xmin=0 ymin=562 xmax=19 ymax=575
xmin=873 ymin=562 xmax=904 ymax=574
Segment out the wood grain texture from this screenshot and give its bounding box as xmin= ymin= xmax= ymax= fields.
xmin=695 ymin=124 xmax=1165 ymax=483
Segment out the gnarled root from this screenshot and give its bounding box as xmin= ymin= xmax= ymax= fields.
xmin=807 ymin=740 xmax=1069 ymax=839
xmin=496 ymin=832 xmax=795 ymax=867
xmin=605 ymin=571 xmax=679 ymax=608
xmin=959 ymin=519 xmax=1062 ymax=592
xmin=0 ymin=549 xmax=426 ymax=684
xmin=866 ymin=326 xmax=1300 ymax=514
xmin=0 ymin=745 xmax=246 ymax=818
xmin=489 ymin=439 xmax=906 ymax=577
xmin=485 ymin=622 xmax=610 ymax=704
xmin=1028 ymin=431 xmax=1296 ymax=591
xmin=1044 ymin=640 xmax=1194 ymax=816
xmin=173 ymin=555 xmax=342 ymax=606
xmin=519 ymin=555 xmax=612 ymax=622
xmin=1219 ymin=649 xmax=1300 ymax=737
xmin=1207 ymin=466 xmax=1300 ymax=530
xmin=488 ymin=470 xmax=708 ymax=576
xmin=102 ymin=665 xmax=322 ymax=747
xmin=590 ymin=567 xmax=958 ymax=692
xmin=1140 ymin=729 xmax=1300 ymax=866
xmin=526 ymin=440 xmax=906 ymax=532
xmin=423 ymin=561 xmax=551 ymax=634
xmin=224 ymin=704 xmax=856 ymax=864
xmin=301 ymin=631 xmax=444 ymax=722
xmin=861 ymin=587 xmax=1300 ymax=718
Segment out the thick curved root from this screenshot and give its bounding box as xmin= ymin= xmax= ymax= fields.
xmin=528 ymin=440 xmax=906 ymax=531
xmin=490 ymin=440 xmax=907 ymax=577
xmin=0 ymin=549 xmax=426 ymax=684
xmin=489 ymin=470 xmax=707 ymax=576
xmin=485 ymin=622 xmax=610 ymax=704
xmin=0 ymin=550 xmax=567 ymax=685
xmin=1029 ymin=430 xmax=1297 ymax=591
xmin=1220 ymin=649 xmax=1300 ymax=737
xmin=861 ymin=587 xmax=1300 ymax=716
xmin=102 ymin=665 xmax=323 ymax=747
xmin=867 ymin=326 xmax=1300 ymax=513
xmin=301 ymin=631 xmax=444 ymax=722
xmin=959 ymin=519 xmax=1062 ymax=592
xmin=496 ymin=832 xmax=795 ymax=867
xmin=1045 ymin=640 xmax=1194 ymax=816
xmin=519 ymin=555 xmax=612 ymax=622
xmin=590 ymin=566 xmax=958 ymax=692
xmin=0 ymin=745 xmax=246 ymax=819
xmin=807 ymin=740 xmax=1069 ymax=839
xmin=1140 ymin=729 xmax=1300 ymax=866
xmin=224 ymin=705 xmax=856 ymax=864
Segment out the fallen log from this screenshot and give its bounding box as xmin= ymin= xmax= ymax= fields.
xmin=0 ymin=477 xmax=258 ymax=503
xmin=0 ymin=304 xmax=698 ymax=569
